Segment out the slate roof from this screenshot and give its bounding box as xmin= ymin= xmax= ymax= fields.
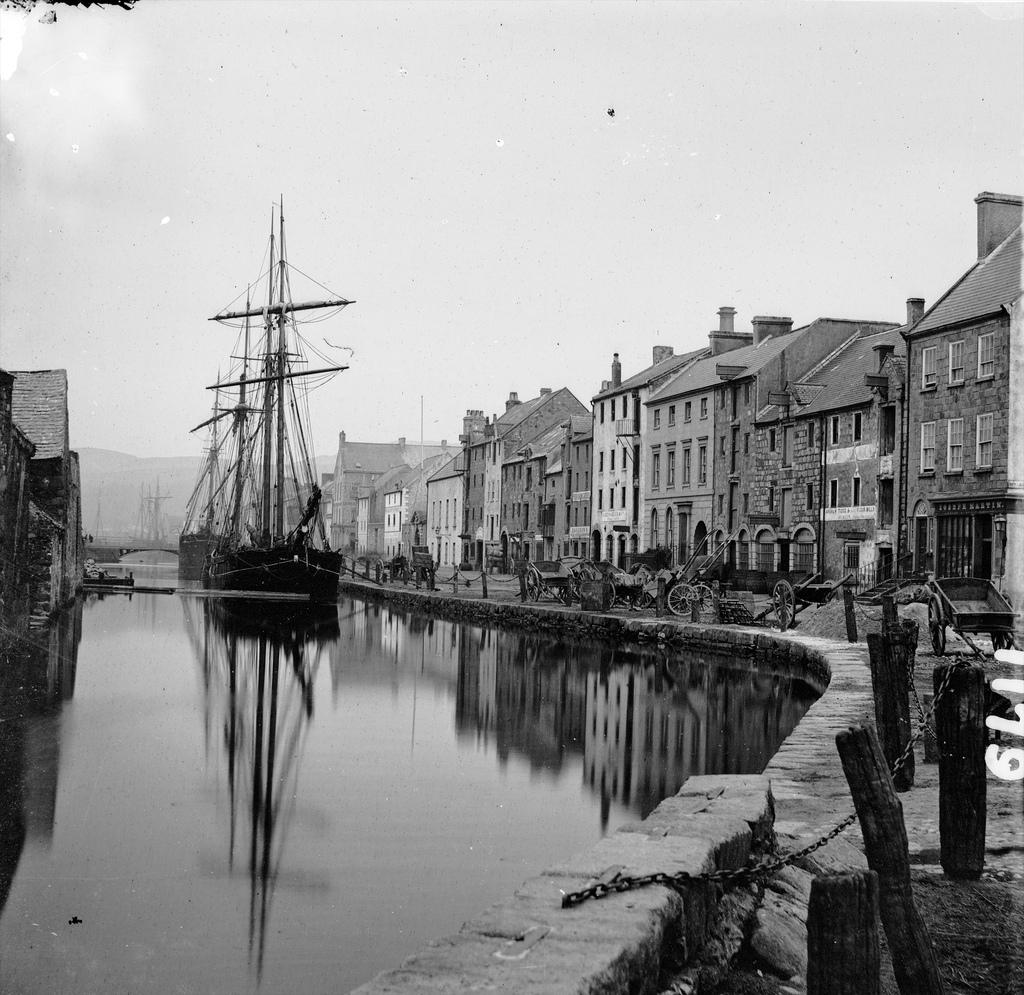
xmin=910 ymin=225 xmax=1022 ymax=336
xmin=796 ymin=327 xmax=906 ymax=417
xmin=592 ymin=346 xmax=709 ymax=402
xmin=10 ymin=370 xmax=68 ymax=459
xmin=427 ymin=453 xmax=463 ymax=483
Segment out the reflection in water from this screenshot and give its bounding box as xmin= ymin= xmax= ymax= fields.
xmin=0 ymin=602 xmax=82 ymax=916
xmin=183 ymin=598 xmax=340 ymax=983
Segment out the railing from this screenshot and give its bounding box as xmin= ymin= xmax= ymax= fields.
xmin=615 ymin=417 xmax=639 ymax=437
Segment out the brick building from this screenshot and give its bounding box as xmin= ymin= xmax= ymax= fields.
xmin=591 ymin=345 xmax=708 ymax=566
xmin=9 ymin=370 xmax=83 ymax=623
xmin=903 ymin=191 xmax=1023 ymax=633
xmin=461 ymin=388 xmax=587 ymax=570
xmin=0 ymin=371 xmax=36 ymax=631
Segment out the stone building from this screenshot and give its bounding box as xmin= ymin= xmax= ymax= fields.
xmin=9 ymin=370 xmax=83 ymax=623
xmin=0 ymin=371 xmax=35 ymax=631
xmin=903 ymin=191 xmax=1023 ymax=632
xmin=752 ymin=319 xmax=912 ymax=587
xmin=461 ymin=389 xmax=587 ymax=570
xmin=425 ymin=453 xmax=465 ymax=570
xmin=327 ymin=432 xmax=454 ymax=552
xmin=565 ymin=421 xmax=593 ymax=558
xmin=591 ymin=345 xmax=708 ymax=566
xmin=355 ymin=463 xmax=411 ymax=557
xmin=499 ymin=421 xmax=566 ymax=564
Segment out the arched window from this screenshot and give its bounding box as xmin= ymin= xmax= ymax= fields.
xmin=651 ymin=509 xmax=659 ymax=548
xmin=665 ymin=508 xmax=674 ymax=553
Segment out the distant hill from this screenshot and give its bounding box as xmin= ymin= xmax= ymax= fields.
xmin=78 ymin=447 xmax=334 ymax=538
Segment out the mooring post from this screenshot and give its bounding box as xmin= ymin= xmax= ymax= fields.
xmin=690 ymin=592 xmax=700 ymax=623
xmin=934 ymin=660 xmax=987 ymax=879
xmin=656 ymin=577 xmax=666 ymax=617
xmin=711 ymin=580 xmax=721 ymax=623
xmin=881 ymin=594 xmax=899 ymax=632
xmin=836 ymin=724 xmax=946 ymax=995
xmin=866 ymin=630 xmax=915 ymax=790
xmin=480 ymin=571 xmax=488 ymax=599
xmin=843 ymin=587 xmax=858 ymax=642
xmin=806 ymin=870 xmax=881 ymax=995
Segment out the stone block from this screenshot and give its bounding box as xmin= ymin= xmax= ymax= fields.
xmin=544 ymin=831 xmax=717 ymax=880
xmin=749 ymin=891 xmax=808 ymax=980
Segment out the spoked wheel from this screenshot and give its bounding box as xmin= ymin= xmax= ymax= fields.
xmin=667 ymin=583 xmax=692 ymax=617
xmin=991 ymin=631 xmax=1015 ymax=652
xmin=525 ymin=565 xmax=542 ymax=602
xmin=772 ymin=579 xmax=796 ymax=632
xmin=690 ymin=583 xmax=713 ymax=616
xmin=928 ymin=593 xmax=946 ymax=656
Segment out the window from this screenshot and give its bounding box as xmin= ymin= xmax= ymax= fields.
xmin=976 ymin=413 xmax=993 ymax=468
xmin=719 ymin=435 xmax=726 ymax=457
xmin=651 ymin=510 xmax=659 ymax=547
xmin=682 ymin=448 xmax=691 ymax=485
xmin=700 ymin=397 xmax=708 ymax=419
xmin=698 ymin=445 xmax=707 ymax=484
xmin=947 ymin=418 xmax=964 ymax=471
xmin=844 ymin=544 xmax=861 ymax=570
xmin=668 ymin=404 xmax=676 ymax=426
xmin=948 ymin=340 xmax=965 ymax=384
xmin=807 ymin=421 xmax=815 ymax=448
xmin=829 ymin=479 xmax=839 ymax=508
xmin=743 ymin=492 xmax=749 ymax=513
xmin=757 ymin=541 xmax=774 ymax=571
xmin=744 ymin=432 xmax=750 ymax=455
xmin=653 ymin=408 xmax=661 ymax=429
xmin=718 ymin=494 xmax=724 ymax=514
xmin=684 ymin=401 xmax=692 ymax=422
xmin=977 ymin=333 xmax=995 ymax=379
xmin=610 ymin=398 xmax=616 ymax=420
xmin=769 ymin=428 xmax=777 ymax=451
xmin=719 ymin=389 xmax=726 ymax=409
xmin=794 ymin=541 xmax=815 ymax=572
xmin=921 ymin=422 xmax=936 ymax=471
xmin=745 ymin=382 xmax=751 ymax=404
xmin=780 ymin=488 xmax=791 ymax=525
xmin=830 ymin=416 xmax=840 ymax=445
xmin=782 ymin=425 xmax=794 ymax=465
xmin=599 ymin=451 xmax=604 ymax=472
xmin=768 ymin=486 xmax=775 ymax=512
xmin=921 ymin=346 xmax=937 ymax=388
xmin=853 ymin=413 xmax=862 ymax=442
xmin=597 ymin=490 xmax=602 ymax=510
xmin=609 ymin=487 xmax=614 ymax=508
xmin=806 ymin=482 xmax=814 ymax=509
xmin=666 ymin=509 xmax=674 ymax=550
xmin=600 ymin=402 xmax=605 ymax=424
xmin=610 ymin=450 xmax=615 ymax=472
xmin=667 ymin=449 xmax=676 ymax=486
xmin=731 ymin=385 xmax=739 ymax=418
xmin=652 ymin=452 xmax=661 ymax=488
xmin=852 ymin=477 xmax=861 ymax=506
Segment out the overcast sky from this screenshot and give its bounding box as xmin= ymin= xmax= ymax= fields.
xmin=1 ymin=1 xmax=1021 ymax=463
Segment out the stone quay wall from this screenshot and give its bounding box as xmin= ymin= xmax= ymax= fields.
xmin=340 ymin=578 xmax=841 ymax=993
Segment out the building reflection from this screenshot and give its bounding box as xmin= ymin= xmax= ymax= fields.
xmin=0 ymin=602 xmax=82 ymax=917
xmin=183 ymin=598 xmax=339 ymax=982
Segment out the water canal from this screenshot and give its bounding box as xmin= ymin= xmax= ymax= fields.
xmin=0 ymin=566 xmax=819 ymax=994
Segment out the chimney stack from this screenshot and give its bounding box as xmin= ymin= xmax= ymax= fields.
xmin=339 ymin=430 xmax=346 ymax=444
xmin=906 ymin=298 xmax=925 ymax=327
xmin=539 ymin=387 xmax=552 ymax=396
xmin=750 ymin=316 xmax=794 ymax=346
xmin=611 ymin=354 xmax=622 ymax=387
xmin=975 ymin=192 xmax=1023 ymax=259
xmin=873 ymin=342 xmax=896 ymax=371
xmin=651 ymin=346 xmax=674 ymax=365
xmin=398 ymin=436 xmax=406 ymax=447
xmin=505 ymin=391 xmax=521 ymax=412
xmin=708 ymin=305 xmax=753 ymax=355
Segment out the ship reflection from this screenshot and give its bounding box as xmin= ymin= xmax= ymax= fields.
xmin=184 ymin=598 xmax=339 ymax=983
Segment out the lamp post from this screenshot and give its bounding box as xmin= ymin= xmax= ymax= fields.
xmin=993 ymin=513 xmax=1007 ymax=589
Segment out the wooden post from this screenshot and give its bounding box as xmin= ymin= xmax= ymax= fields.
xmin=656 ymin=577 xmax=666 ymax=617
xmin=835 ymin=724 xmax=946 ymax=995
xmin=480 ymin=571 xmax=488 ymax=599
xmin=933 ymin=660 xmax=987 ymax=879
xmin=806 ymin=870 xmax=881 ymax=995
xmin=711 ymin=580 xmax=721 ymax=624
xmin=921 ymin=693 xmax=939 ymax=763
xmin=866 ymin=631 xmax=915 ymax=790
xmin=881 ymin=594 xmax=899 ymax=632
xmin=519 ymin=572 xmax=528 ymax=603
xmin=843 ymin=587 xmax=858 ymax=643
xmin=452 ymin=569 xmax=458 ymax=595
xmin=690 ymin=589 xmax=700 ymax=623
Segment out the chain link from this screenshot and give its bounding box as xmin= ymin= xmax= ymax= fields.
xmin=561 ymin=627 xmax=967 ymax=910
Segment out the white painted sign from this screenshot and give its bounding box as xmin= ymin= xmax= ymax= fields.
xmin=824 ymin=505 xmax=876 ymax=522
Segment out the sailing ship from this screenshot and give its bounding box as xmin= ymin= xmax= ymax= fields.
xmin=200 ymin=203 xmax=350 ymax=602
xmin=179 ymin=393 xmax=226 ymax=580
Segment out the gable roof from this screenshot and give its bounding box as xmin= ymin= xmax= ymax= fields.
xmin=10 ymin=370 xmax=68 ymax=459
xmin=593 ymin=346 xmax=709 ymax=402
xmin=427 ymin=453 xmax=464 ymax=483
xmin=795 ymin=327 xmax=906 ymax=417
xmin=909 ymin=225 xmax=1022 ymax=336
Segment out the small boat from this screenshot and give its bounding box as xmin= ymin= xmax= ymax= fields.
xmin=200 ymin=202 xmax=351 ymax=603
xmin=83 ymin=558 xmax=135 ymax=589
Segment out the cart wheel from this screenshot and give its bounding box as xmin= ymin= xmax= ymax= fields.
xmin=691 ymin=583 xmax=713 ymax=615
xmin=667 ymin=583 xmax=691 ymax=617
xmin=525 ymin=565 xmax=541 ymax=602
xmin=991 ymin=631 xmax=1013 ymax=652
xmin=772 ymin=580 xmax=795 ymax=632
xmin=928 ymin=594 xmax=946 ymax=656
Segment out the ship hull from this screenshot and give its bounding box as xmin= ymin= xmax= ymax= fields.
xmin=204 ymin=545 xmax=341 ymax=602
xmin=179 ymin=533 xmax=215 ymax=580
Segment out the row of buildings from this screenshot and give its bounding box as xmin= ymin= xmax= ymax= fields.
xmin=0 ymin=369 xmax=84 ymax=634
xmin=323 ymin=191 xmax=1021 ymax=630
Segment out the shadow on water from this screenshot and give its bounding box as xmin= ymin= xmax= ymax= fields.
xmin=182 ymin=597 xmax=340 ymax=985
xmin=0 ymin=602 xmax=83 ymax=918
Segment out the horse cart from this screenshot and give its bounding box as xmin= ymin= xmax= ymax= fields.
xmin=926 ymin=576 xmax=1017 ymax=654
xmin=524 ymin=560 xmax=577 ymax=605
xmin=764 ymin=573 xmax=851 ymax=632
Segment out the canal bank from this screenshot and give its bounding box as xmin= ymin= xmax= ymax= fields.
xmin=341 ymin=577 xmax=1023 ymax=995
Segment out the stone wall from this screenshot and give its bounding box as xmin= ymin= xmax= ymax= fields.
xmin=0 ymin=373 xmax=34 ymax=633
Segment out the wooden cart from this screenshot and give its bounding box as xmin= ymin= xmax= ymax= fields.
xmin=525 ymin=560 xmax=577 ymax=605
xmin=761 ymin=573 xmax=851 ymax=632
xmin=926 ymin=576 xmax=1017 ymax=655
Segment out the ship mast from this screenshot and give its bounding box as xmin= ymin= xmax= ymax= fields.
xmin=260 ymin=213 xmax=277 ymax=540
xmin=275 ymin=200 xmax=287 ymax=538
